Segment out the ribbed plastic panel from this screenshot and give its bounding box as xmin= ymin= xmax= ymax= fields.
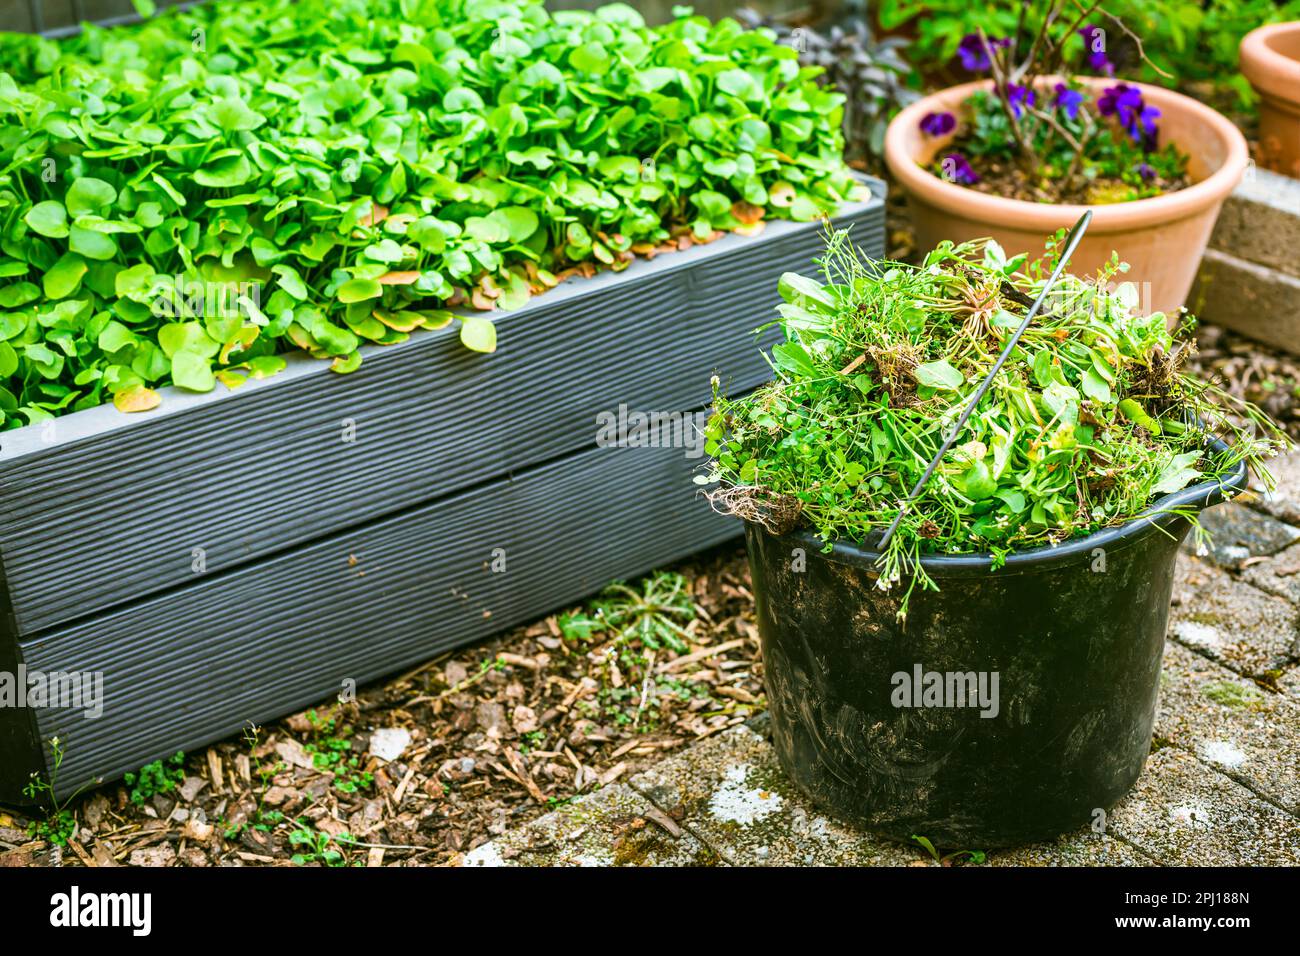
xmin=10 ymin=0 xmax=194 ymax=38
xmin=22 ymin=438 xmax=740 ymax=797
xmin=0 ymin=185 xmax=884 ymax=636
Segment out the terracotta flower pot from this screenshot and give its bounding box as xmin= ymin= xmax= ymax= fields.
xmin=1241 ymin=22 xmax=1300 ymax=179
xmin=884 ymin=77 xmax=1248 ymax=316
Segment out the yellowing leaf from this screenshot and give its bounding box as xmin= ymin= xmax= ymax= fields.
xmin=765 ymin=183 xmax=794 ymax=210
xmin=332 ymin=351 xmax=363 ymax=373
xmin=460 ymin=315 xmax=497 ymax=353
xmin=416 ymin=310 xmax=454 ymax=330
xmin=373 ymin=309 xmax=423 ymax=332
xmin=359 ymin=203 xmax=389 ymax=227
xmin=113 ymin=385 xmax=162 ymax=413
xmin=377 ymin=271 xmax=421 ymax=285
xmin=216 ymin=368 xmax=249 ymax=390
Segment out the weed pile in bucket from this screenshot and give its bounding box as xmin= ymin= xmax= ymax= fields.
xmin=699 ymin=231 xmax=1288 ymax=611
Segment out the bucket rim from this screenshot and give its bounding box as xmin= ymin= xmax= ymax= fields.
xmin=764 ymin=437 xmax=1249 ymax=575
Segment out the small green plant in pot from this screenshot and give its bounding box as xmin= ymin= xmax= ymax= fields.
xmin=698 ymin=230 xmax=1286 ymax=847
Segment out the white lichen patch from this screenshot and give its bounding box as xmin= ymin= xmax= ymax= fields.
xmin=1174 ymin=621 xmax=1223 ymax=649
xmin=708 ymin=763 xmax=783 ymax=825
xmin=1199 ymin=740 xmax=1248 ymax=769
xmin=1167 ymin=800 xmax=1215 ymax=828
xmin=463 ymin=842 xmax=506 ymax=867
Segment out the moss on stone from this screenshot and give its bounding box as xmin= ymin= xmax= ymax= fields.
xmin=1201 ymin=680 xmax=1265 ymax=709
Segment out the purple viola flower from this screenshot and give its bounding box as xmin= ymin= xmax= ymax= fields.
xmin=940 ymin=152 xmax=980 ymax=185
xmin=920 ymin=111 xmax=956 ymax=136
xmin=1135 ymin=104 xmax=1161 ymax=147
xmin=1136 ymin=162 xmax=1156 ymax=182
xmin=1098 ymin=83 xmax=1161 ymax=149
xmin=1096 ymin=82 xmax=1130 ymax=117
xmin=957 ymin=33 xmax=1010 ymax=72
xmin=1007 ymin=84 xmax=1036 ymax=119
xmin=1078 ymin=25 xmax=1115 ymax=75
xmin=1052 ymin=83 xmax=1085 ymax=121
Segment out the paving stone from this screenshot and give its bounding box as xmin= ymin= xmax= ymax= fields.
xmin=1246 ymin=450 xmax=1300 ymax=526
xmin=459 ymin=783 xmax=722 ymax=867
xmin=1278 ymin=663 xmax=1300 ymax=705
xmin=1105 ymin=748 xmax=1300 ymax=866
xmin=986 ymin=829 xmax=1153 ymax=867
xmin=629 ymin=724 xmax=929 ymax=867
xmin=1242 ymin=541 xmax=1300 ymax=605
xmin=1182 ymin=501 xmax=1300 ymax=570
xmin=1279 ymin=671 xmax=1300 ymax=712
xmin=1169 ymin=555 xmax=1298 ymax=677
xmin=1156 ymin=641 xmax=1300 ymax=815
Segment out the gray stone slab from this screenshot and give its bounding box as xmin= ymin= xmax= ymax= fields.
xmin=1105 ymin=748 xmax=1300 ymax=866
xmin=1243 ymin=541 xmax=1300 ymax=606
xmin=1240 ymin=450 xmax=1300 ymax=600
xmin=1189 ymin=248 xmax=1300 ymax=357
xmin=1169 ymin=555 xmax=1299 ymax=677
xmin=1246 ymin=450 xmax=1300 ymax=526
xmin=629 ymin=725 xmax=930 ymax=867
xmin=1278 ymin=664 xmax=1300 ymax=705
xmin=986 ymin=829 xmax=1153 ymax=867
xmin=1206 ymin=167 xmax=1300 ymax=280
xmin=1182 ymin=501 xmax=1300 ymax=570
xmin=1156 ymin=641 xmax=1300 ymax=814
xmin=459 ymin=783 xmax=722 ymax=867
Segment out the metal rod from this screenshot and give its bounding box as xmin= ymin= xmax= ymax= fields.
xmin=876 ymin=210 xmax=1094 ymax=552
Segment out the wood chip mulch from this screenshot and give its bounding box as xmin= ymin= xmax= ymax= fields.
xmin=1 ymin=546 xmax=764 ymax=868
xmin=1186 ymin=323 xmax=1300 ymax=442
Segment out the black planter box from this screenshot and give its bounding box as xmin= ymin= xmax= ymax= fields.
xmin=0 ymin=181 xmax=885 ymax=800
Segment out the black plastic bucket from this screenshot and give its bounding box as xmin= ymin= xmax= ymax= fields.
xmin=747 ymin=447 xmax=1247 ymax=848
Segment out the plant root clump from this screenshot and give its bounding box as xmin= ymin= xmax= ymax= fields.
xmin=704 ymin=485 xmax=803 ymax=535
xmin=867 ymin=342 xmax=924 ymax=407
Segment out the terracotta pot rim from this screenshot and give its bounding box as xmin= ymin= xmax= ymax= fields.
xmin=883 ymin=77 xmax=1249 ymax=234
xmin=1240 ymin=22 xmax=1300 ymax=105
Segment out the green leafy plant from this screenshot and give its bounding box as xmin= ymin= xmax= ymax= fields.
xmin=27 ymin=807 xmax=77 ymax=848
xmin=1105 ymin=0 xmax=1300 ymax=103
xmin=308 ymin=737 xmax=375 ymax=795
xmin=878 ymin=0 xmax=1021 ymax=70
xmin=288 ymin=822 xmax=352 ymax=866
xmin=22 ymin=736 xmax=87 ymax=847
xmin=123 ymin=751 xmax=186 ymax=805
xmin=0 ymin=0 xmax=863 ymax=429
xmin=700 ymin=229 xmax=1287 ymax=617
xmin=302 ymin=710 xmax=373 ymax=794
xmin=559 ymin=570 xmax=702 ymax=729
xmin=558 ymin=570 xmax=694 ymax=654
xmin=911 ymin=833 xmax=987 ymax=865
xmin=220 ymin=721 xmax=286 ymax=841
